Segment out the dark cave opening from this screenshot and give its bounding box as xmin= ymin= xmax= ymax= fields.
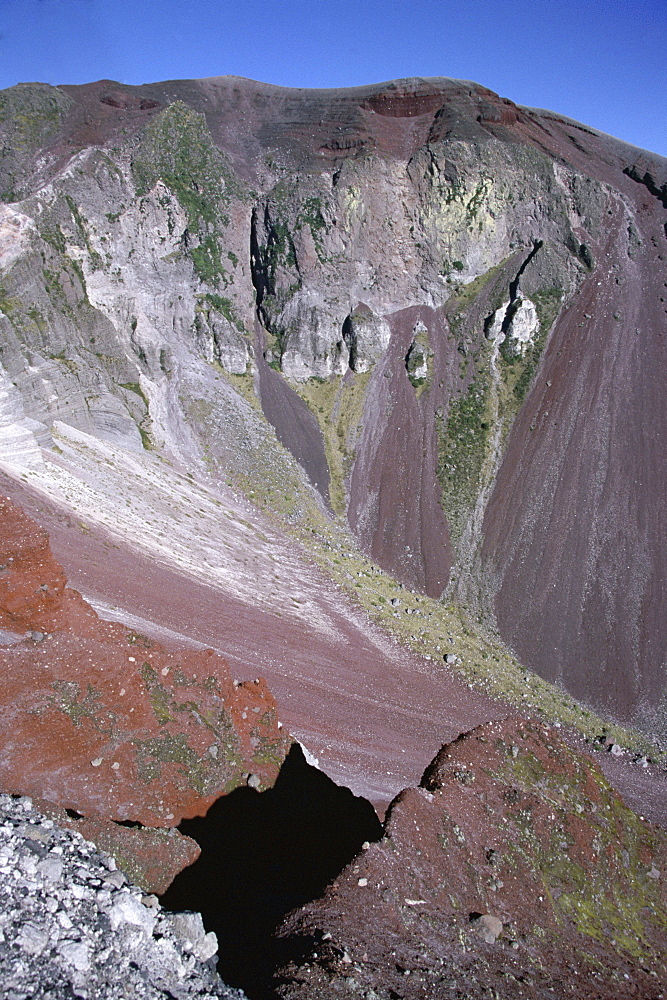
xmin=160 ymin=743 xmax=383 ymax=999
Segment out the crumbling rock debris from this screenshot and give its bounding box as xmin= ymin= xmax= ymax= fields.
xmin=170 ymin=912 xmax=220 ymax=964
xmin=0 ymin=791 xmax=247 ymax=1000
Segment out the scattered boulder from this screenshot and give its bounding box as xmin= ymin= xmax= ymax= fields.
xmin=469 ymin=912 xmax=503 ymax=944
xmin=504 ymin=294 xmax=539 ymax=352
xmin=170 ymin=911 xmax=219 ymax=962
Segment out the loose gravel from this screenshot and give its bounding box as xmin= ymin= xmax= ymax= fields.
xmin=0 ymin=792 xmax=246 ymax=999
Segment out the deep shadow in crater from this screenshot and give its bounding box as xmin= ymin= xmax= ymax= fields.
xmin=160 ymin=743 xmax=382 ymax=999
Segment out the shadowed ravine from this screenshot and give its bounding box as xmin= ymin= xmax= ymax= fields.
xmin=160 ymin=745 xmax=382 ymax=998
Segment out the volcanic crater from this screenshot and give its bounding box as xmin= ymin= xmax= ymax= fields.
xmin=0 ymin=72 xmax=666 ymax=998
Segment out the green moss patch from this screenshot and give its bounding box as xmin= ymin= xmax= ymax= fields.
xmin=437 ymin=365 xmax=493 ymax=544
xmin=51 ymin=680 xmax=106 ymax=731
xmin=132 ymin=101 xmax=242 ymax=288
xmin=201 ymin=293 xmax=244 ymax=332
xmin=493 ymin=731 xmax=667 ymax=963
xmin=119 ymin=382 xmax=152 ymax=450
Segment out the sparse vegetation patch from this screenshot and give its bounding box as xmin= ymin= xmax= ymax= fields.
xmin=294 ymin=372 xmax=371 ymax=515
xmin=437 ymin=367 xmax=493 ymax=544
xmin=132 ymin=101 xmax=242 ymax=288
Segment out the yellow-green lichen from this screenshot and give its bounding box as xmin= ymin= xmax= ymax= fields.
xmin=294 ymin=372 xmax=371 ymax=515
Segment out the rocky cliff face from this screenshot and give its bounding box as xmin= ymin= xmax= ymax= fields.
xmin=0 ymin=74 xmax=666 ymax=740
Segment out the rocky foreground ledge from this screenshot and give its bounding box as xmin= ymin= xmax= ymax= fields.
xmin=275 ymin=718 xmax=667 ymax=999
xmin=0 ymin=494 xmax=292 ymax=892
xmin=0 ymin=791 xmax=246 ymax=1000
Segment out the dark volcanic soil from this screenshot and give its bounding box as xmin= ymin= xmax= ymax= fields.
xmin=255 ymin=324 xmax=331 ymax=505
xmin=348 ymin=306 xmax=453 ymax=598
xmin=483 ymin=183 xmax=667 ymax=737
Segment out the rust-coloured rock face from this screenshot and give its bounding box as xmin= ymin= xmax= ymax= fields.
xmin=276 ymin=719 xmax=667 ymax=999
xmin=0 ymin=496 xmax=292 ymax=889
xmin=0 ymin=496 xmax=95 ymax=634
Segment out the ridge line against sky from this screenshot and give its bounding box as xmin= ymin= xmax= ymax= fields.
xmin=0 ymin=0 xmax=665 ymax=158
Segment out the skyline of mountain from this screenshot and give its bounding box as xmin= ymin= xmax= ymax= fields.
xmin=1 ymin=0 xmax=665 ymax=157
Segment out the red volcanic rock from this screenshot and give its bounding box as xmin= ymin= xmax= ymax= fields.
xmin=98 ymin=89 xmax=160 ymax=111
xmin=0 ymin=497 xmax=292 ymax=890
xmin=0 ymin=496 xmax=95 ymax=634
xmin=276 ymin=718 xmax=667 ymax=999
xmin=360 ymin=86 xmax=447 ymax=118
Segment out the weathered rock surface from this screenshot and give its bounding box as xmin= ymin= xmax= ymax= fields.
xmin=275 ymin=718 xmax=667 ymax=999
xmin=342 ymin=305 xmax=391 ymax=374
xmin=0 ymin=791 xmax=246 ymax=999
xmin=0 ymin=495 xmax=292 ymax=890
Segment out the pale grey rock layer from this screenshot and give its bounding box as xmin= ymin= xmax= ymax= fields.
xmin=253 ymin=141 xmax=598 ymax=379
xmin=0 ymin=110 xmax=598 ymax=461
xmin=0 ymin=792 xmax=246 ymax=1000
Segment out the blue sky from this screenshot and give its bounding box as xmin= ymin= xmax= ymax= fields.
xmin=0 ymin=0 xmax=665 ymax=157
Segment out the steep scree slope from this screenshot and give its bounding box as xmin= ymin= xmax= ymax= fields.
xmin=0 ymin=74 xmax=665 ymax=739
